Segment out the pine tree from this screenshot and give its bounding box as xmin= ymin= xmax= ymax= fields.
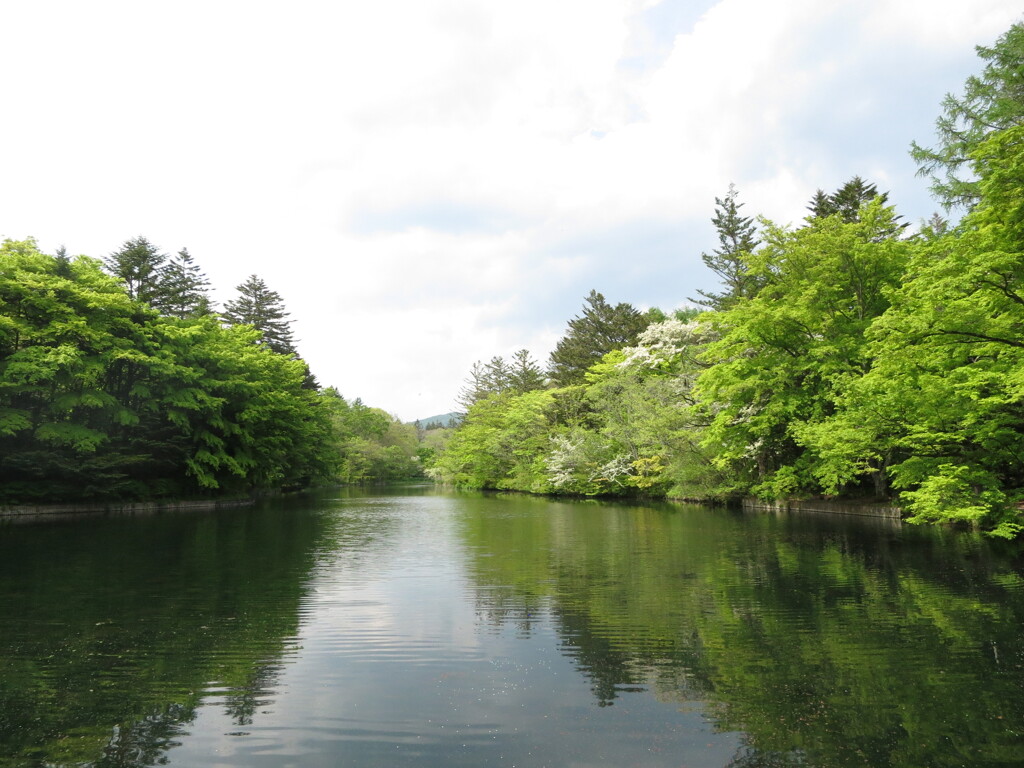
xmin=157 ymin=248 xmax=212 ymax=319
xmin=222 ymin=274 xmax=297 ymax=356
xmin=457 ymin=361 xmax=490 ymax=412
xmin=691 ymin=184 xmax=761 ymax=310
xmin=52 ymin=245 xmax=74 ymax=279
xmin=104 ymin=236 xmax=167 ymax=303
xmin=807 ymin=177 xmax=906 ymax=238
xmin=484 ymin=356 xmax=512 ymax=393
xmin=548 ymin=290 xmax=648 ymax=386
xmin=808 ymin=176 xmax=884 ymax=222
xmin=508 ymin=349 xmax=545 ymax=392
xmin=457 ymin=350 xmax=546 ymax=411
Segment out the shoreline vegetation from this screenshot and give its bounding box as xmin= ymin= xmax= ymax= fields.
xmin=0 ymin=237 xmax=427 ymax=507
xmin=3 ymin=23 xmax=1024 ymax=537
xmin=427 ymin=24 xmax=1024 ymax=539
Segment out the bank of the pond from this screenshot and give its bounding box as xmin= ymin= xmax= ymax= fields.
xmin=742 ymin=496 xmax=903 ymax=520
xmin=435 ymin=481 xmax=905 ymax=522
xmin=0 ymin=496 xmax=256 ymax=521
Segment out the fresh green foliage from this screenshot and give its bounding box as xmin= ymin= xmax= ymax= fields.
xmin=0 ymin=240 xmax=406 ymax=502
xmin=431 ymin=312 xmax=729 ymax=499
xmin=697 ymin=200 xmax=911 ymax=499
xmin=430 ymin=389 xmax=556 ymax=492
xmin=428 ymin=22 xmax=1024 ymax=536
xmin=328 ymin=393 xmax=424 ymax=483
xmin=911 ymin=22 xmax=1024 ymax=210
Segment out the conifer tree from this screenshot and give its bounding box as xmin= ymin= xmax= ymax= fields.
xmin=457 ymin=361 xmax=491 ymax=412
xmin=692 ymin=184 xmax=761 ymax=310
xmin=53 ymin=245 xmax=74 ymax=279
xmin=104 ymin=236 xmax=167 ymax=303
xmin=157 ymin=248 xmax=212 ymax=319
xmin=548 ymin=290 xmax=648 ymax=386
xmin=807 ymin=177 xmax=906 ymax=238
xmin=911 ymin=22 xmax=1024 ymax=210
xmin=222 ymin=274 xmax=297 ymax=356
xmin=807 ymin=176 xmax=885 ymax=222
xmin=509 ymin=349 xmax=546 ymax=392
xmin=457 ymin=349 xmax=546 ymax=411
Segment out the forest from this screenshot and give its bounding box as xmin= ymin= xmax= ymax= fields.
xmin=3 ymin=23 xmax=1023 ymax=537
xmin=0 ymin=237 xmax=424 ymax=503
xmin=428 ymin=23 xmax=1024 ymax=538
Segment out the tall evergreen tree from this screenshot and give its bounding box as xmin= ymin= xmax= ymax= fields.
xmin=808 ymin=176 xmax=882 ymax=221
xmin=808 ymin=177 xmax=905 ymax=239
xmin=911 ymin=22 xmax=1024 ymax=210
xmin=104 ymin=236 xmax=167 ymax=303
xmin=53 ymin=245 xmax=74 ymax=279
xmin=222 ymin=274 xmax=297 ymax=356
xmin=457 ymin=356 xmax=514 ymax=410
xmin=508 ymin=348 xmax=546 ymax=392
xmin=457 ymin=349 xmax=547 ymax=411
xmin=157 ymin=248 xmax=212 ymax=319
xmin=457 ymin=361 xmax=490 ymax=412
xmin=548 ymin=290 xmax=648 ymax=386
xmin=692 ymin=184 xmax=762 ymax=310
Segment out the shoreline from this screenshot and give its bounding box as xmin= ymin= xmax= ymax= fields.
xmin=0 ymin=497 xmax=256 ymax=522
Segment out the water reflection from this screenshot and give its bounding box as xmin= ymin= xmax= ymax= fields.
xmin=1 ymin=488 xmax=1022 ymax=768
xmin=454 ymin=494 xmax=1024 ymax=767
xmin=0 ymin=495 xmax=338 ymax=767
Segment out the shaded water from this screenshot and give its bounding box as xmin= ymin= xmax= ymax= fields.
xmin=1 ymin=487 xmax=1022 ymax=767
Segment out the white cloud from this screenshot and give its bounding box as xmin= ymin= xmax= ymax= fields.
xmin=1 ymin=0 xmax=1021 ymax=419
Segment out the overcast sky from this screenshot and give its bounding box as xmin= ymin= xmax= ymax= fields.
xmin=2 ymin=0 xmax=1021 ymax=421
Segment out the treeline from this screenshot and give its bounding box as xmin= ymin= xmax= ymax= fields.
xmin=430 ymin=23 xmax=1024 ymax=538
xmin=0 ymin=238 xmax=420 ymax=503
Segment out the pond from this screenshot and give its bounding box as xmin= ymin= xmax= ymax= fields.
xmin=1 ymin=486 xmax=1022 ymax=767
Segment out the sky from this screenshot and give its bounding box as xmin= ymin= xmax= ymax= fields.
xmin=2 ymin=0 xmax=1021 ymax=422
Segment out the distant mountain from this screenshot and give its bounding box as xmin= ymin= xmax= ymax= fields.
xmin=412 ymin=412 xmax=463 ymax=429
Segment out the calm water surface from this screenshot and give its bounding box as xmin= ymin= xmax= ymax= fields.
xmin=1 ymin=487 xmax=1022 ymax=767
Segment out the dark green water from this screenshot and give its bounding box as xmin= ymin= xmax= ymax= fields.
xmin=1 ymin=488 xmax=1022 ymax=767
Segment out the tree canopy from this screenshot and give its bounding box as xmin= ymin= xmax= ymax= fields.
xmin=0 ymin=239 xmax=421 ymax=503
xmin=425 ymin=20 xmax=1024 ymax=538
xmin=548 ymin=290 xmax=649 ymax=386
xmin=222 ymin=274 xmax=297 ymax=357
xmin=911 ymin=22 xmax=1024 ymax=211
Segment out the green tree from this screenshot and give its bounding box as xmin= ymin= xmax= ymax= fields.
xmin=0 ymin=241 xmax=339 ymax=501
xmin=53 ymin=245 xmax=74 ymax=279
xmin=800 ymin=127 xmax=1024 ymax=536
xmin=911 ymin=22 xmax=1024 ymax=210
xmin=508 ymin=348 xmax=546 ymax=392
xmin=696 ymin=200 xmax=911 ymax=499
xmin=457 ymin=360 xmax=495 ymax=411
xmin=808 ymin=176 xmax=884 ymax=222
xmin=692 ymin=184 xmax=762 ymax=310
xmin=222 ymin=274 xmax=297 ymax=356
xmin=807 ymin=177 xmax=906 ymax=239
xmin=430 ymin=389 xmax=556 ymax=491
xmin=104 ymin=236 xmax=168 ymax=304
xmin=457 ymin=349 xmax=546 ymax=411
xmin=157 ymin=248 xmax=212 ymax=319
xmin=548 ymin=290 xmax=648 ymax=386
